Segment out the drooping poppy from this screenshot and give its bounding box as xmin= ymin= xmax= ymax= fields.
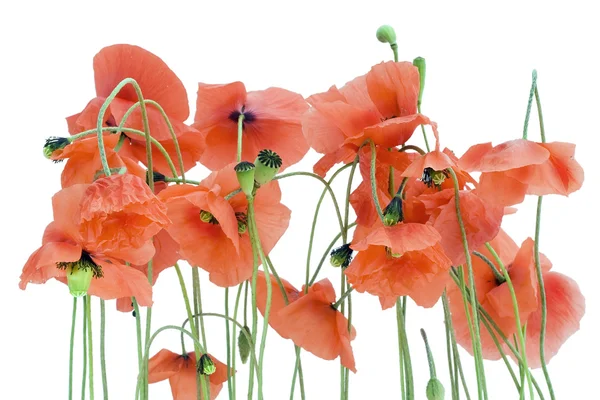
xmin=458 ymin=139 xmax=584 ymax=206
xmin=275 ymin=278 xmax=357 ymax=372
xmin=447 ymin=231 xmax=585 ymax=365
xmin=159 ymin=163 xmax=290 ymax=287
xmin=148 ymin=349 xmax=231 ymax=400
xmin=192 ymin=82 xmax=309 ymax=171
xmin=19 ymin=174 xmax=170 ymax=304
xmin=255 ymin=271 xmax=302 ymax=337
xmin=303 ymin=61 xmax=431 ymax=177
xmin=64 ymin=44 xmax=204 ymax=178
xmin=345 ymin=222 xmax=453 ymax=308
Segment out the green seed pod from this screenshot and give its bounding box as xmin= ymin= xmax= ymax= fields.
xmin=376 ymin=25 xmax=397 ymax=45
xmin=383 ymin=196 xmax=403 ymax=226
xmin=198 ymin=354 xmax=216 ymax=375
xmin=254 ymin=149 xmax=282 ymax=185
xmin=234 ymin=161 xmax=256 ymax=196
xmin=66 ymin=262 xmax=94 ymax=297
xmin=413 ymin=57 xmax=426 ymax=106
xmin=238 ymin=326 xmax=252 ymax=364
xmin=200 ymin=210 xmax=214 ymax=223
xmin=426 ymin=378 xmax=445 ymax=400
xmin=43 ymin=137 xmax=70 ymax=159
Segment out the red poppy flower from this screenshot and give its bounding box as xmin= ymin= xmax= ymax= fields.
xmin=458 ymin=139 xmax=584 ymax=206
xmin=447 ymin=231 xmax=585 ymax=365
xmin=159 ymin=163 xmax=290 ymax=287
xmin=255 ymin=271 xmax=302 ymax=337
xmin=148 ymin=349 xmax=231 ymax=400
xmin=303 ymin=61 xmax=431 ymax=176
xmin=275 ymin=278 xmax=357 ymax=372
xmin=192 ymin=82 xmax=309 ymax=171
xmin=19 ymin=174 xmax=170 ymax=305
xmin=345 ymin=222 xmax=452 ymax=308
xmin=66 ymin=44 xmax=204 ymax=177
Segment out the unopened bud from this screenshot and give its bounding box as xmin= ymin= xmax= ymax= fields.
xmin=43 ymin=137 xmax=70 ymax=159
xmin=238 ymin=326 xmax=252 ymax=364
xmin=330 ymin=244 xmax=353 ymax=269
xmin=426 ymin=378 xmax=445 ymax=400
xmin=376 ymin=25 xmax=397 ymax=45
xmin=198 ymin=354 xmax=216 ymax=375
xmin=383 ymin=196 xmax=403 ymax=226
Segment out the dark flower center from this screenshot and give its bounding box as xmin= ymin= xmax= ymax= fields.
xmin=56 ymin=251 xmax=104 ymax=278
xmin=229 ymin=106 xmax=257 ymax=125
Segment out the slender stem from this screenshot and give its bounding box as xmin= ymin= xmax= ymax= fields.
xmin=447 ymin=168 xmax=487 ymax=399
xmin=417 ymin=104 xmax=431 ymax=152
xmin=399 ymin=144 xmax=426 ymax=155
xmin=332 ymin=287 xmax=355 ymax=309
xmin=522 ymin=70 xmax=537 ymax=140
xmin=343 ymin=279 xmax=352 ymax=397
xmin=225 ymin=288 xmax=234 ymax=399
xmin=86 ymin=296 xmax=95 ymax=400
xmin=195 ymin=270 xmax=208 ymax=349
xmin=420 ymin=329 xmax=437 ymax=378
xmin=100 ymin=299 xmax=108 ymax=400
xmin=391 ymin=43 xmax=399 ymax=62
xmin=82 ymin=296 xmax=88 ymax=400
xmin=344 ymin=156 xmax=360 ymax=238
xmin=69 ymin=297 xmax=77 ymax=400
xmin=132 ymin=298 xmax=143 ymax=370
xmin=248 ymin=197 xmax=260 ymax=399
xmin=309 ymin=222 xmax=357 ymax=286
xmin=396 ymin=298 xmax=413 ymax=400
xmin=243 ymin=280 xmax=249 ymax=328
xmin=304 ymin=163 xmax=353 ymax=292
xmin=472 ymin=251 xmax=505 ymax=284
xmin=232 ymin=283 xmax=244 ymax=400
xmin=237 ymin=113 xmax=245 ymax=162
xmin=441 ymin=293 xmax=458 ymax=400
xmin=368 ymin=140 xmax=385 ymax=221
xmin=165 ymin=177 xmax=200 ymax=185
xmin=340 ymin=272 xmax=346 ymax=400
xmin=274 ymin=171 xmax=346 ymax=236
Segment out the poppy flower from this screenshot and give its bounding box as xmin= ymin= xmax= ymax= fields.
xmin=192 ymin=82 xmax=309 ymax=171
xmin=447 ymin=231 xmax=585 ymax=365
xmin=65 ymin=44 xmax=204 ymax=177
xmin=19 ymin=174 xmax=170 ymax=304
xmin=303 ymin=61 xmax=431 ymax=176
xmin=148 ymin=349 xmax=231 ymax=400
xmin=159 ymin=163 xmax=290 ymax=287
xmin=255 ymin=271 xmax=302 ymax=337
xmin=345 ymin=222 xmax=453 ymax=308
xmin=458 ymin=139 xmax=584 ymax=206
xmin=274 ymin=278 xmax=357 ymax=372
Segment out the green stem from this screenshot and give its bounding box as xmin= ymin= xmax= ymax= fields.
xmin=308 ymin=222 xmax=357 ymax=286
xmin=472 ymin=251 xmax=505 ymax=284
xmin=100 ymin=299 xmax=108 ymax=400
xmin=237 ymin=113 xmax=245 ymax=162
xmin=225 ymin=288 xmax=234 ymax=399
xmin=391 ymin=43 xmax=399 ymax=62
xmin=522 ymin=70 xmax=537 ymax=140
xmin=417 ymin=104 xmax=431 ymax=152
xmin=396 ymin=298 xmax=413 ymax=400
xmin=165 ymin=177 xmax=200 ymax=185
xmin=232 ymin=283 xmax=244 ymax=400
xmin=441 ymin=293 xmax=458 ymax=400
xmin=248 ymin=196 xmax=260 ymax=399
xmin=132 ymin=298 xmax=143 ymax=370
xmin=340 ymin=272 xmax=346 ymax=400
xmin=368 ymin=140 xmax=385 ymax=221
xmin=82 ymin=296 xmax=88 ymax=400
xmin=332 ymin=287 xmax=354 ymax=309
xmin=343 ymin=279 xmax=352 ymax=397
xmin=420 ymin=329 xmax=437 ymax=378
xmin=399 ymin=144 xmax=426 ymax=155
xmin=447 ymin=168 xmax=487 ymax=400
xmin=69 ymin=297 xmax=77 ymax=400
xmin=304 ymin=163 xmax=353 ymax=292
xmin=86 ymin=296 xmax=95 ymax=400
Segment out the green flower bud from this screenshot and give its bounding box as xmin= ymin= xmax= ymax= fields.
xmin=376 ymin=25 xmax=397 ymax=45
xmin=330 ymin=244 xmax=353 ymax=269
xmin=238 ymin=326 xmax=252 ymax=364
xmin=198 ymin=354 xmax=216 ymax=375
xmin=383 ymin=196 xmax=403 ymax=226
xmin=43 ymin=137 xmax=70 ymax=160
xmin=254 ymin=149 xmax=282 ymax=185
xmin=413 ymin=57 xmax=426 ymax=106
xmin=421 ymin=168 xmax=448 ymax=189
xmin=426 ymin=378 xmax=445 ymax=400
xmin=234 ymin=161 xmax=256 ymax=196
xmin=200 ymin=210 xmax=219 ymax=224
xmin=56 ymin=253 xmax=101 ymax=297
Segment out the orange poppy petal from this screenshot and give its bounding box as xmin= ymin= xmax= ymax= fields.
xmin=506 ymin=142 xmax=584 ymax=196
xmin=476 ymin=171 xmax=527 ymax=207
xmin=353 ymin=223 xmax=441 ymax=253
xmin=193 ymin=82 xmax=247 ymax=130
xmin=52 ymin=184 xmax=88 ymax=243
xmin=433 ymin=191 xmax=504 ymax=266
xmin=459 ymin=139 xmax=550 ymax=172
xmin=313 ymin=145 xmax=358 ymax=177
xmin=355 ymin=114 xmax=430 ymax=148
xmin=88 ymin=257 xmax=153 ymax=307
xmin=366 ymin=61 xmax=419 ymax=118
xmin=94 ymin=44 xmax=189 ymax=120
xmin=402 ymin=151 xmax=456 ymax=178
xmin=256 ymin=271 xmax=301 ymax=338
xmin=19 ymin=242 xmax=82 ymax=289
xmin=522 ymin=271 xmax=585 ymax=368
xmin=148 ymin=349 xmax=181 ymax=383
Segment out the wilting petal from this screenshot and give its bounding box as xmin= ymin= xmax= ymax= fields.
xmin=256 ymin=271 xmax=301 ymax=337
xmin=148 ymin=349 xmax=182 ymax=383
xmin=87 ymin=258 xmax=153 ymax=307
xmin=477 ymin=172 xmax=527 ymax=207
xmin=313 ymin=145 xmax=358 ymax=177
xmin=19 ymin=242 xmax=82 ymax=289
xmin=459 ymin=140 xmax=549 ymax=172
xmin=366 ymin=61 xmax=419 ymax=118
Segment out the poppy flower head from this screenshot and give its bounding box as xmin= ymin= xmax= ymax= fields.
xmin=193 ymin=82 xmax=309 ymax=171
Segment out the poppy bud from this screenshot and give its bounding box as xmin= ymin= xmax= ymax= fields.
xmin=238 ymin=325 xmax=252 ymax=364
xmin=198 ymin=354 xmax=216 ymax=375
xmin=330 ymin=244 xmax=353 ymax=269
xmin=152 ymin=171 xmax=167 ymax=183
xmin=426 ymin=378 xmax=445 ymax=400
xmin=234 ymin=161 xmax=256 ymax=196
xmin=413 ymin=57 xmax=426 ymax=106
xmin=376 ymin=25 xmax=397 ymax=45
xmin=65 ymin=261 xmax=95 ymax=297
xmin=383 ymin=196 xmax=403 ymax=226
xmin=421 ymin=168 xmax=448 ymax=188
xmin=254 ymin=149 xmax=282 ymax=185
xmin=43 ymin=137 xmax=70 ymax=159
xmin=200 ymin=210 xmax=215 ymax=224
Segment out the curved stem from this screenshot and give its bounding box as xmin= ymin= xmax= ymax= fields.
xmin=522 ymin=70 xmax=537 ymax=140
xmin=420 ymin=329 xmax=436 ymax=378
xmin=308 ymin=222 xmax=357 ymax=286
xmin=447 ymin=168 xmax=487 ymax=399
xmin=399 ymin=144 xmax=426 ymax=155
xmin=473 ymin=251 xmax=505 ymax=284
xmin=100 ymin=299 xmax=108 ymax=400
xmin=69 ymin=297 xmax=77 ymax=400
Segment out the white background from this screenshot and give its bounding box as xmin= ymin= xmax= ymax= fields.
xmin=1 ymin=1 xmax=598 ymax=399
